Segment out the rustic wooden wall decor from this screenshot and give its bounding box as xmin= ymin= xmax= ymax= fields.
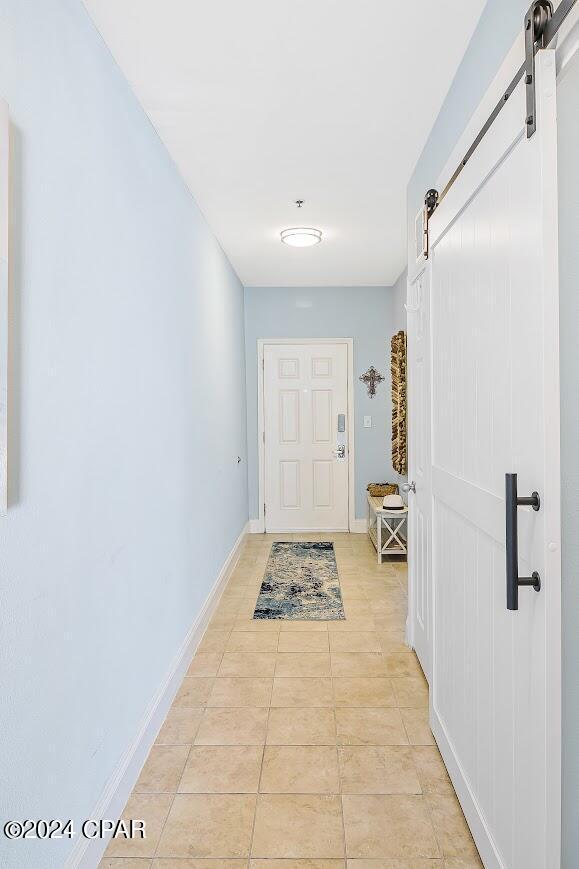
xmin=391 ymin=330 xmax=407 ymax=475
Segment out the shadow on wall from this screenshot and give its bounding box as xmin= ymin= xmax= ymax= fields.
xmin=8 ymin=123 xmax=22 ymax=508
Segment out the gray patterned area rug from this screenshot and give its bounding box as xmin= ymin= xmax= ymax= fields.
xmin=253 ymin=541 xmax=345 ymax=620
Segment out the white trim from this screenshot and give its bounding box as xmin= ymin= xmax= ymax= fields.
xmin=407 ymin=245 xmax=429 ymax=289
xmin=65 ymin=521 xmax=249 ymax=869
xmin=405 ymin=263 xmax=431 ymax=669
xmin=264 ymin=526 xmax=359 ymax=534
xmin=536 ymin=49 xmax=562 ymax=866
xmin=257 ymin=338 xmax=355 ymax=533
xmin=250 ymin=517 xmax=365 ymax=534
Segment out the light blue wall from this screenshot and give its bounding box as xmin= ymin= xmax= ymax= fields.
xmin=0 ymin=2 xmax=247 ymax=867
xmin=244 ymin=286 xmax=405 ymax=521
xmin=558 ymin=48 xmax=579 ymax=869
xmin=408 ymin=1 xmax=578 ymax=863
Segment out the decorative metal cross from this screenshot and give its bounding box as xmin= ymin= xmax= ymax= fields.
xmin=359 ymin=366 xmax=385 ymax=398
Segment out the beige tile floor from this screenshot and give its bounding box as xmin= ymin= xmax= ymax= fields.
xmin=101 ymin=533 xmax=482 ymax=869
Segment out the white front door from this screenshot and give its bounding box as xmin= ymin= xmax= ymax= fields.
xmin=427 ymin=52 xmax=560 ymax=868
xmin=406 ymin=268 xmax=432 ymax=682
xmin=263 ymin=342 xmax=350 ymax=532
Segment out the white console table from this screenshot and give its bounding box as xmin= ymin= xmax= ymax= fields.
xmin=367 ymin=494 xmax=408 ymax=563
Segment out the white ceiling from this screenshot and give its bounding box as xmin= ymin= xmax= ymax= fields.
xmin=84 ymin=0 xmax=485 ymax=286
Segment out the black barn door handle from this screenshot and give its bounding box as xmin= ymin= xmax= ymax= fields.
xmin=505 ymin=473 xmax=541 ymax=611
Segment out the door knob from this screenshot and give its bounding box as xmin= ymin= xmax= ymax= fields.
xmin=401 ymin=481 xmax=416 ymax=493
xmin=333 ymin=444 xmax=346 ymax=459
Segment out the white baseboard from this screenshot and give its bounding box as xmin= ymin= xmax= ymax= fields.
xmin=66 ymin=521 xmax=249 ymax=869
xmin=250 ymin=518 xmax=367 ymax=534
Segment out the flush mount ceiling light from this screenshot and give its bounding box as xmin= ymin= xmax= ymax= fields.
xmin=280 ymin=227 xmax=322 ymax=247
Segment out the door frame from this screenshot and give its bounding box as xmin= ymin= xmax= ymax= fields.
xmin=405 ymin=262 xmax=432 ymax=684
xmin=256 ymin=338 xmax=356 ymax=533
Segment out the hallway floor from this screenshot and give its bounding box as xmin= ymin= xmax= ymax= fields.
xmin=101 ymin=533 xmax=482 ymax=868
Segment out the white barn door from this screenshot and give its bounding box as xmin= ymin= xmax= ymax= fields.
xmin=263 ymin=342 xmax=350 ymax=532
xmin=428 ymin=52 xmax=560 ymax=868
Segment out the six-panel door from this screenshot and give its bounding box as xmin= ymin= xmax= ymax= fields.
xmin=263 ymin=343 xmax=349 ymax=531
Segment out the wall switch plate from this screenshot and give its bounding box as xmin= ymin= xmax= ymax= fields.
xmin=363 ymin=416 xmax=372 ymax=428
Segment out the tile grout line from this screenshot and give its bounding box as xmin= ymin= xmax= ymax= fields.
xmin=246 ymin=540 xmax=269 ymax=862
xmin=149 ymin=753 xmax=180 ymax=860
xmin=335 ymin=696 xmax=348 ymax=862
xmin=247 ymin=743 xmax=265 ymax=861
xmin=118 ymin=535 xmax=436 ymax=865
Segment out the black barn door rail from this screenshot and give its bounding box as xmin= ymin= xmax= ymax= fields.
xmin=425 ymin=0 xmax=577 ymax=217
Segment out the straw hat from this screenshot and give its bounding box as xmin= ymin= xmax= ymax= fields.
xmin=382 ymin=494 xmax=404 ymax=510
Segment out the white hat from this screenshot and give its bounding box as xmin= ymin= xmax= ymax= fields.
xmin=382 ymin=494 xmax=404 ymax=510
